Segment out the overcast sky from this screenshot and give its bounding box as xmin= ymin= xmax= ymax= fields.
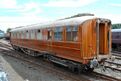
xmin=0 ymin=0 xmax=121 ymax=32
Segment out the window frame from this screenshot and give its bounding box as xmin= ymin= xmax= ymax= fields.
xmin=54 ymin=26 xmax=63 ymax=41
xmin=66 ymin=25 xmax=78 ymax=42
xmin=30 ymin=30 xmax=36 ymax=39
xmin=47 ymin=28 xmax=53 ymax=40
xmin=36 ymin=29 xmax=43 ymax=40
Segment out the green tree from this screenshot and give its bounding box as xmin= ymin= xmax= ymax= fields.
xmin=112 ymin=24 xmax=121 ymax=29
xmin=6 ymin=28 xmax=11 ymax=33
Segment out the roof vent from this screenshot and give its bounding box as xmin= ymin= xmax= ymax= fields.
xmin=59 ymin=13 xmax=94 ymax=20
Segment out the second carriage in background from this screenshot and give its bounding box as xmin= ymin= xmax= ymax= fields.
xmin=112 ymin=29 xmax=121 ymax=51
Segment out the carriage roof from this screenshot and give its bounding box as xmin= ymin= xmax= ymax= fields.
xmin=10 ymin=16 xmax=110 ymax=32
xmin=112 ymin=29 xmax=121 ymax=32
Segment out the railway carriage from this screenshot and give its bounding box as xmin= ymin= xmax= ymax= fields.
xmin=112 ymin=29 xmax=121 ymax=50
xmin=10 ymin=16 xmax=111 ymax=72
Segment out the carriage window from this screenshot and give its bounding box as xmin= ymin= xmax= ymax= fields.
xmin=13 ymin=33 xmax=14 ymax=38
xmin=21 ymin=32 xmax=25 ymax=39
xmin=54 ymin=27 xmax=63 ymax=41
xmin=26 ymin=30 xmax=29 ymax=39
xmin=72 ymin=25 xmax=78 ymax=41
xmin=48 ymin=30 xmax=52 ymax=40
xmin=19 ymin=32 xmax=21 ymax=39
xmin=66 ymin=26 xmax=72 ymax=41
xmin=16 ymin=33 xmax=17 ymax=38
xmin=30 ymin=30 xmax=35 ymax=39
xmin=20 ymin=32 xmax=22 ymax=39
xmin=66 ymin=25 xmax=78 ymax=41
xmin=14 ymin=33 xmax=17 ymax=38
xmin=13 ymin=33 xmax=15 ymax=38
xmin=15 ymin=33 xmax=17 ymax=38
xmin=12 ymin=33 xmax=14 ymax=38
xmin=16 ymin=32 xmax=18 ymax=39
xmin=16 ymin=33 xmax=19 ymax=39
xmin=11 ymin=33 xmax=13 ymax=38
xmin=37 ymin=29 xmax=42 ymax=40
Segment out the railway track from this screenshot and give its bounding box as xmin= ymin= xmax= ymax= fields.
xmin=0 ymin=41 xmax=12 ymax=50
xmin=103 ymin=51 xmax=121 ymax=72
xmin=0 ymin=40 xmax=121 ymax=81
xmin=91 ymin=72 xmax=121 ymax=81
xmin=112 ymin=51 xmax=121 ymax=57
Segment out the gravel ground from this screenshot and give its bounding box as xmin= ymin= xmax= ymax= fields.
xmin=0 ymin=54 xmax=24 ymax=81
xmin=94 ymin=66 xmax=121 ymax=80
xmin=0 ymin=54 xmax=79 ymax=81
xmin=1 ymin=53 xmax=115 ymax=81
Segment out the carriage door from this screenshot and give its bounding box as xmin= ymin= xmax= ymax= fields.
xmin=97 ymin=20 xmax=111 ymax=55
xmin=47 ymin=29 xmax=53 ymax=52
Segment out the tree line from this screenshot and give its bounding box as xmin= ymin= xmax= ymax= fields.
xmin=112 ymin=24 xmax=121 ymax=29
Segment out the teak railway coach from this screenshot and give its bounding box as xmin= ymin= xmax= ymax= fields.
xmin=10 ymin=16 xmax=111 ymax=72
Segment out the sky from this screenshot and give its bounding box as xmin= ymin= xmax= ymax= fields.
xmin=0 ymin=0 xmax=121 ymax=32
